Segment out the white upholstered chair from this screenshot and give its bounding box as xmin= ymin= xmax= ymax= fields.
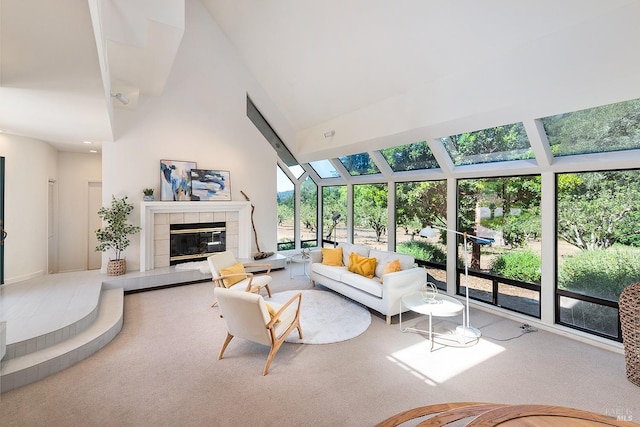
xmin=207 ymin=251 xmax=273 ymax=306
xmin=214 ymin=286 xmax=303 ymax=375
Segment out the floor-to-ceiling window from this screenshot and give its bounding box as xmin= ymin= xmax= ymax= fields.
xmin=541 ymin=98 xmax=640 ymax=341
xmin=276 ymin=165 xmax=295 ymax=250
xmin=274 ymin=96 xmax=640 ymax=343
xmin=299 ymin=176 xmax=318 ymax=248
xmin=555 ymin=169 xmax=640 ymax=340
xmin=353 ymin=183 xmax=388 ymax=248
xmin=457 ymin=176 xmax=542 ymax=317
xmin=322 ymin=185 xmax=346 ymax=247
xmin=395 ymin=180 xmax=448 ymax=289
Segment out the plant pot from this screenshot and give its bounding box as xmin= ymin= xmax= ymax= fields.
xmin=107 ymin=259 xmax=127 ymax=276
xmin=143 ymin=195 xmax=154 ymax=201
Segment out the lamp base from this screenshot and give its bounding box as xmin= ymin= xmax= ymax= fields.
xmin=456 ymin=325 xmax=482 ymax=339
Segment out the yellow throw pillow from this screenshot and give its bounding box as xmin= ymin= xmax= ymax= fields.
xmin=348 ymin=252 xmax=377 ymax=279
xmin=265 ymin=302 xmax=280 ymax=323
xmin=322 ymin=247 xmax=344 ymax=266
xmin=219 ymin=261 xmax=247 ymax=287
xmin=379 ymin=259 xmax=402 ymax=283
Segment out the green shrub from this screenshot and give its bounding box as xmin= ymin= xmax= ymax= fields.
xmin=490 ymin=250 xmax=541 ymax=283
xmin=558 ymin=246 xmax=640 ymax=300
xmin=277 ymin=241 xmax=295 ymax=251
xmin=397 ymin=240 xmax=448 ymax=264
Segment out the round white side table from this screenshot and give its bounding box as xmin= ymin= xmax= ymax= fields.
xmin=400 ymin=291 xmax=465 ymax=351
xmin=288 ymin=253 xmax=310 ymax=280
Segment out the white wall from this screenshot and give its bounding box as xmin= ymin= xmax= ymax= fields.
xmin=0 ymin=137 xmax=101 ymax=280
xmin=0 ymin=134 xmax=57 ymax=283
xmin=57 ymin=152 xmax=102 ymax=272
xmin=0 ymin=0 xmax=292 ymax=280
xmin=101 ymin=0 xmax=287 ymax=271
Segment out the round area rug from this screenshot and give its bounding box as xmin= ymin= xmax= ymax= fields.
xmin=268 ymin=290 xmax=371 ymax=344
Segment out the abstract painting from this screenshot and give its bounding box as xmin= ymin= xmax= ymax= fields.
xmin=160 ymin=159 xmax=196 ymax=201
xmin=190 ymin=169 xmax=231 ymax=201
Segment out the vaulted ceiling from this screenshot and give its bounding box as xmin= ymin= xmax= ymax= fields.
xmin=1 ymin=0 xmax=639 ymax=157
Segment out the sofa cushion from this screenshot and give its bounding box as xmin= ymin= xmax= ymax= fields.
xmin=321 ymin=247 xmax=344 ymax=266
xmin=347 ymin=252 xmax=377 ymax=279
xmin=379 ymin=259 xmax=402 ymax=283
xmin=312 ymin=263 xmax=348 ymax=281
xmin=341 ymin=272 xmax=383 ymax=298
xmin=370 ymin=249 xmax=415 ymax=277
xmin=338 ymin=242 xmax=370 ymax=267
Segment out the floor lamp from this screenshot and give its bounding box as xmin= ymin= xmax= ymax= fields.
xmin=420 ymin=225 xmax=485 ymax=340
xmin=331 ymin=212 xmax=341 ymax=248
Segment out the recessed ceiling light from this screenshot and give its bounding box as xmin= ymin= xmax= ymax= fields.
xmin=89 ymin=149 xmax=98 ymax=153
xmin=83 ymin=141 xmax=92 ymax=144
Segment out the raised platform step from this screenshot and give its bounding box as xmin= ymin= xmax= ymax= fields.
xmin=1 ymin=288 xmax=123 ymax=393
xmin=1 ymin=271 xmax=103 ymax=361
xmin=0 ymin=256 xmax=290 ymax=393
xmin=102 ymin=264 xmax=212 ymax=293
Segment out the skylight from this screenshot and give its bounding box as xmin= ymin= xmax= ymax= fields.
xmin=541 ymin=97 xmax=640 ymax=157
xmin=309 ymin=160 xmax=340 ymax=179
xmin=441 ymin=122 xmax=533 ymax=166
xmin=338 ymin=152 xmax=380 ymax=176
xmin=380 ymin=141 xmax=439 ymax=171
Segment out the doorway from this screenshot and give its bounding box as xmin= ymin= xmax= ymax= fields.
xmin=88 ymin=182 xmax=102 ymax=270
xmin=48 ymin=179 xmax=59 ymax=274
xmin=1 ymin=156 xmax=5 ymax=284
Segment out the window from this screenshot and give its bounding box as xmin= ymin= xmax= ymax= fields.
xmin=353 ymin=184 xmax=388 ymax=248
xmin=556 ymin=169 xmax=640 ymax=339
xmin=542 ymin=98 xmax=640 ymax=157
xmin=276 ymin=166 xmax=295 ymax=250
xmin=299 ymin=177 xmax=318 ymax=248
xmin=441 ymin=122 xmax=533 ymax=166
xmin=287 ymin=164 xmax=305 ymax=179
xmin=457 ymin=176 xmax=542 ymax=317
xmin=322 ymin=186 xmax=346 ymax=247
xmin=395 ymin=180 xmax=448 ymax=289
xmin=270 ymin=95 xmax=640 ymax=344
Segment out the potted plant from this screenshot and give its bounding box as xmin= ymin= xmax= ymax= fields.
xmin=143 ymin=188 xmax=155 ymax=201
xmin=95 ymin=195 xmax=141 ymax=276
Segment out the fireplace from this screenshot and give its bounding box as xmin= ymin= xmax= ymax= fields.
xmin=170 ymin=222 xmax=226 ymax=265
xmin=139 ymin=201 xmax=252 ymax=271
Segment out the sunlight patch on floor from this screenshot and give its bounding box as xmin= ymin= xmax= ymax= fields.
xmin=387 ymin=338 xmax=505 ymax=385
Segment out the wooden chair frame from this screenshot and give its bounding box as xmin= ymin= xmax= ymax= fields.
xmin=217 ymin=291 xmax=303 ymax=375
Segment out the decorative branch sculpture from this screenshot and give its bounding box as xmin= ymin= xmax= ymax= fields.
xmin=241 ymin=190 xmax=274 ymax=260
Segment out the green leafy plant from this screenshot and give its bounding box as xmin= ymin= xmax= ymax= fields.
xmin=490 ymin=250 xmax=541 ymax=283
xmin=143 ymin=188 xmax=154 ymax=196
xmin=95 ymin=195 xmax=141 ymax=260
xmin=558 ymin=247 xmax=640 ymax=299
xmin=397 ymin=240 xmax=449 ymax=264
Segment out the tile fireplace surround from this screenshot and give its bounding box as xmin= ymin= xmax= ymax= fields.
xmin=139 ymin=201 xmax=252 ymax=272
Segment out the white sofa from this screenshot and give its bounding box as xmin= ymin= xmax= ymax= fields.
xmin=309 ymin=242 xmax=427 ymax=324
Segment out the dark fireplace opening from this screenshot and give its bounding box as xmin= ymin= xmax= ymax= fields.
xmin=170 ymin=222 xmax=226 ymax=265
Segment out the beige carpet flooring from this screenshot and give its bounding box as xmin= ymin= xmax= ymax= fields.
xmin=0 ymin=268 xmax=638 ymax=426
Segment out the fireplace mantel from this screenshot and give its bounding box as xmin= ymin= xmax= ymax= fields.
xmin=140 ymin=201 xmax=252 ymax=271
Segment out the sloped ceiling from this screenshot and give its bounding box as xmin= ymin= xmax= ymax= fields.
xmin=202 ymin=0 xmax=640 ymax=160
xmin=1 ymin=0 xmax=639 ymax=157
